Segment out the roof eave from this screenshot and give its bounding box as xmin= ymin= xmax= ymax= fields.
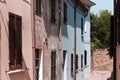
xmin=80 ymin=0 xmax=96 ymax=8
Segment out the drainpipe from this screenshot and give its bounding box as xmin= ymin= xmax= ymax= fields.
xmin=73 ymin=0 xmax=77 ymax=80
xmin=58 ymin=0 xmax=62 ymax=79
xmin=30 ymin=0 xmax=36 ymax=80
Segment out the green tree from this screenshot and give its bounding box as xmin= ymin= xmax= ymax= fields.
xmin=91 ymin=10 xmax=112 ymax=50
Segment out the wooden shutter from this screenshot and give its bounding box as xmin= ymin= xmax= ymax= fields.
xmin=51 ymin=0 xmax=56 ymax=23
xmin=9 ymin=13 xmax=22 ymax=69
xmin=36 ymin=0 xmax=41 ymax=16
xmin=81 ymin=18 xmax=84 ymax=35
xmin=16 ymin=16 xmax=22 ymax=65
xmin=51 ymin=51 xmax=56 ymax=80
xmin=9 ymin=14 xmax=15 ymax=65
xmin=71 ymin=54 xmax=73 ymax=73
xmin=76 ymin=55 xmax=78 ymax=70
xmin=63 ymin=50 xmax=66 ymax=69
xmin=84 ymin=50 xmax=87 ymax=65
xmin=81 ymin=55 xmax=83 ymax=69
xmin=63 ymin=2 xmax=67 ymax=24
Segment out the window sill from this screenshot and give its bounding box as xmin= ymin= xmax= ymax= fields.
xmin=35 ymin=15 xmax=42 ymax=21
xmin=6 ymin=68 xmax=29 ymax=74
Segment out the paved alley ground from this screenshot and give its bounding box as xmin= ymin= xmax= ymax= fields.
xmin=84 ymin=71 xmax=113 ymax=80
xmin=84 ymin=49 xmax=113 ymax=80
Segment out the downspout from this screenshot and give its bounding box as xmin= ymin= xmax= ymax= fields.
xmin=58 ymin=0 xmax=61 ymax=37
xmin=30 ymin=0 xmax=36 ymax=80
xmin=73 ymin=0 xmax=77 ymax=80
xmin=58 ymin=0 xmax=62 ymax=79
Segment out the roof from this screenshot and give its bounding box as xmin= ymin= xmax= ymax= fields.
xmin=71 ymin=0 xmax=88 ymax=16
xmin=80 ymin=0 xmax=96 ymax=8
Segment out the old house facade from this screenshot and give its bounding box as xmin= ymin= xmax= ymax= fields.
xmin=0 ymin=0 xmax=34 ymax=80
xmin=61 ymin=0 xmax=94 ymax=80
xmin=0 ymin=0 xmax=95 ymax=80
xmin=33 ymin=0 xmax=62 ymax=80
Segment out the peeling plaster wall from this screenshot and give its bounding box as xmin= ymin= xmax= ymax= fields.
xmin=34 ymin=0 xmax=62 ymax=80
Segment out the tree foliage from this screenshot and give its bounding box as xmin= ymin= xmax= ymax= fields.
xmin=91 ymin=10 xmax=112 ymax=50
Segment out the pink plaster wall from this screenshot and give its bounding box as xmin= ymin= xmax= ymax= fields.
xmin=0 ymin=0 xmax=34 ymax=80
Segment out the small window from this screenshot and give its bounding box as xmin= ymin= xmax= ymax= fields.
xmin=76 ymin=55 xmax=78 ymax=70
xmin=71 ymin=54 xmax=73 ymax=73
xmin=35 ymin=49 xmax=41 ymax=80
xmin=63 ymin=2 xmax=67 ymax=24
xmin=81 ymin=18 xmax=84 ymax=41
xmin=9 ymin=13 xmax=22 ymax=70
xmin=36 ymin=0 xmax=41 ymax=16
xmin=84 ymin=50 xmax=87 ymax=66
xmin=63 ymin=50 xmax=66 ymax=70
xmin=51 ymin=51 xmax=56 ymax=80
xmin=81 ymin=54 xmax=83 ymax=69
xmin=71 ymin=54 xmax=78 ymax=73
xmin=51 ymin=0 xmax=56 ymax=23
xmin=81 ymin=18 xmax=84 ymax=35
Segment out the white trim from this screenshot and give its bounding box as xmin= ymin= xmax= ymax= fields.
xmin=6 ymin=68 xmax=29 ymax=74
xmin=39 ymin=50 xmax=43 ymax=80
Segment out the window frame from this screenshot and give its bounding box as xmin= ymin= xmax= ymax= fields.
xmin=9 ymin=12 xmax=22 ymax=70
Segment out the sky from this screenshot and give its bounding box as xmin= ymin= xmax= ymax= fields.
xmin=90 ymin=0 xmax=113 ymax=14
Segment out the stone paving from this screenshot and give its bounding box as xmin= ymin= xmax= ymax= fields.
xmin=84 ymin=71 xmax=113 ymax=80
xmin=84 ymin=49 xmax=113 ymax=80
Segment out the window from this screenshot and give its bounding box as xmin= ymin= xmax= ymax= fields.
xmin=71 ymin=54 xmax=73 ymax=73
xmin=9 ymin=13 xmax=22 ymax=70
xmin=71 ymin=54 xmax=78 ymax=73
xmin=35 ymin=49 xmax=41 ymax=80
xmin=81 ymin=54 xmax=83 ymax=69
xmin=63 ymin=2 xmax=67 ymax=24
xmin=84 ymin=50 xmax=87 ymax=66
xmin=36 ymin=0 xmax=41 ymax=16
xmin=81 ymin=18 xmax=84 ymax=35
xmin=81 ymin=18 xmax=84 ymax=41
xmin=76 ymin=55 xmax=78 ymax=70
xmin=51 ymin=0 xmax=56 ymax=23
xmin=63 ymin=50 xmax=66 ymax=70
xmin=51 ymin=51 xmax=56 ymax=80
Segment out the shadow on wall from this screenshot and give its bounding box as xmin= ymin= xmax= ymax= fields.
xmin=107 ymin=71 xmax=113 ymax=80
xmin=41 ymin=0 xmax=60 ymax=38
